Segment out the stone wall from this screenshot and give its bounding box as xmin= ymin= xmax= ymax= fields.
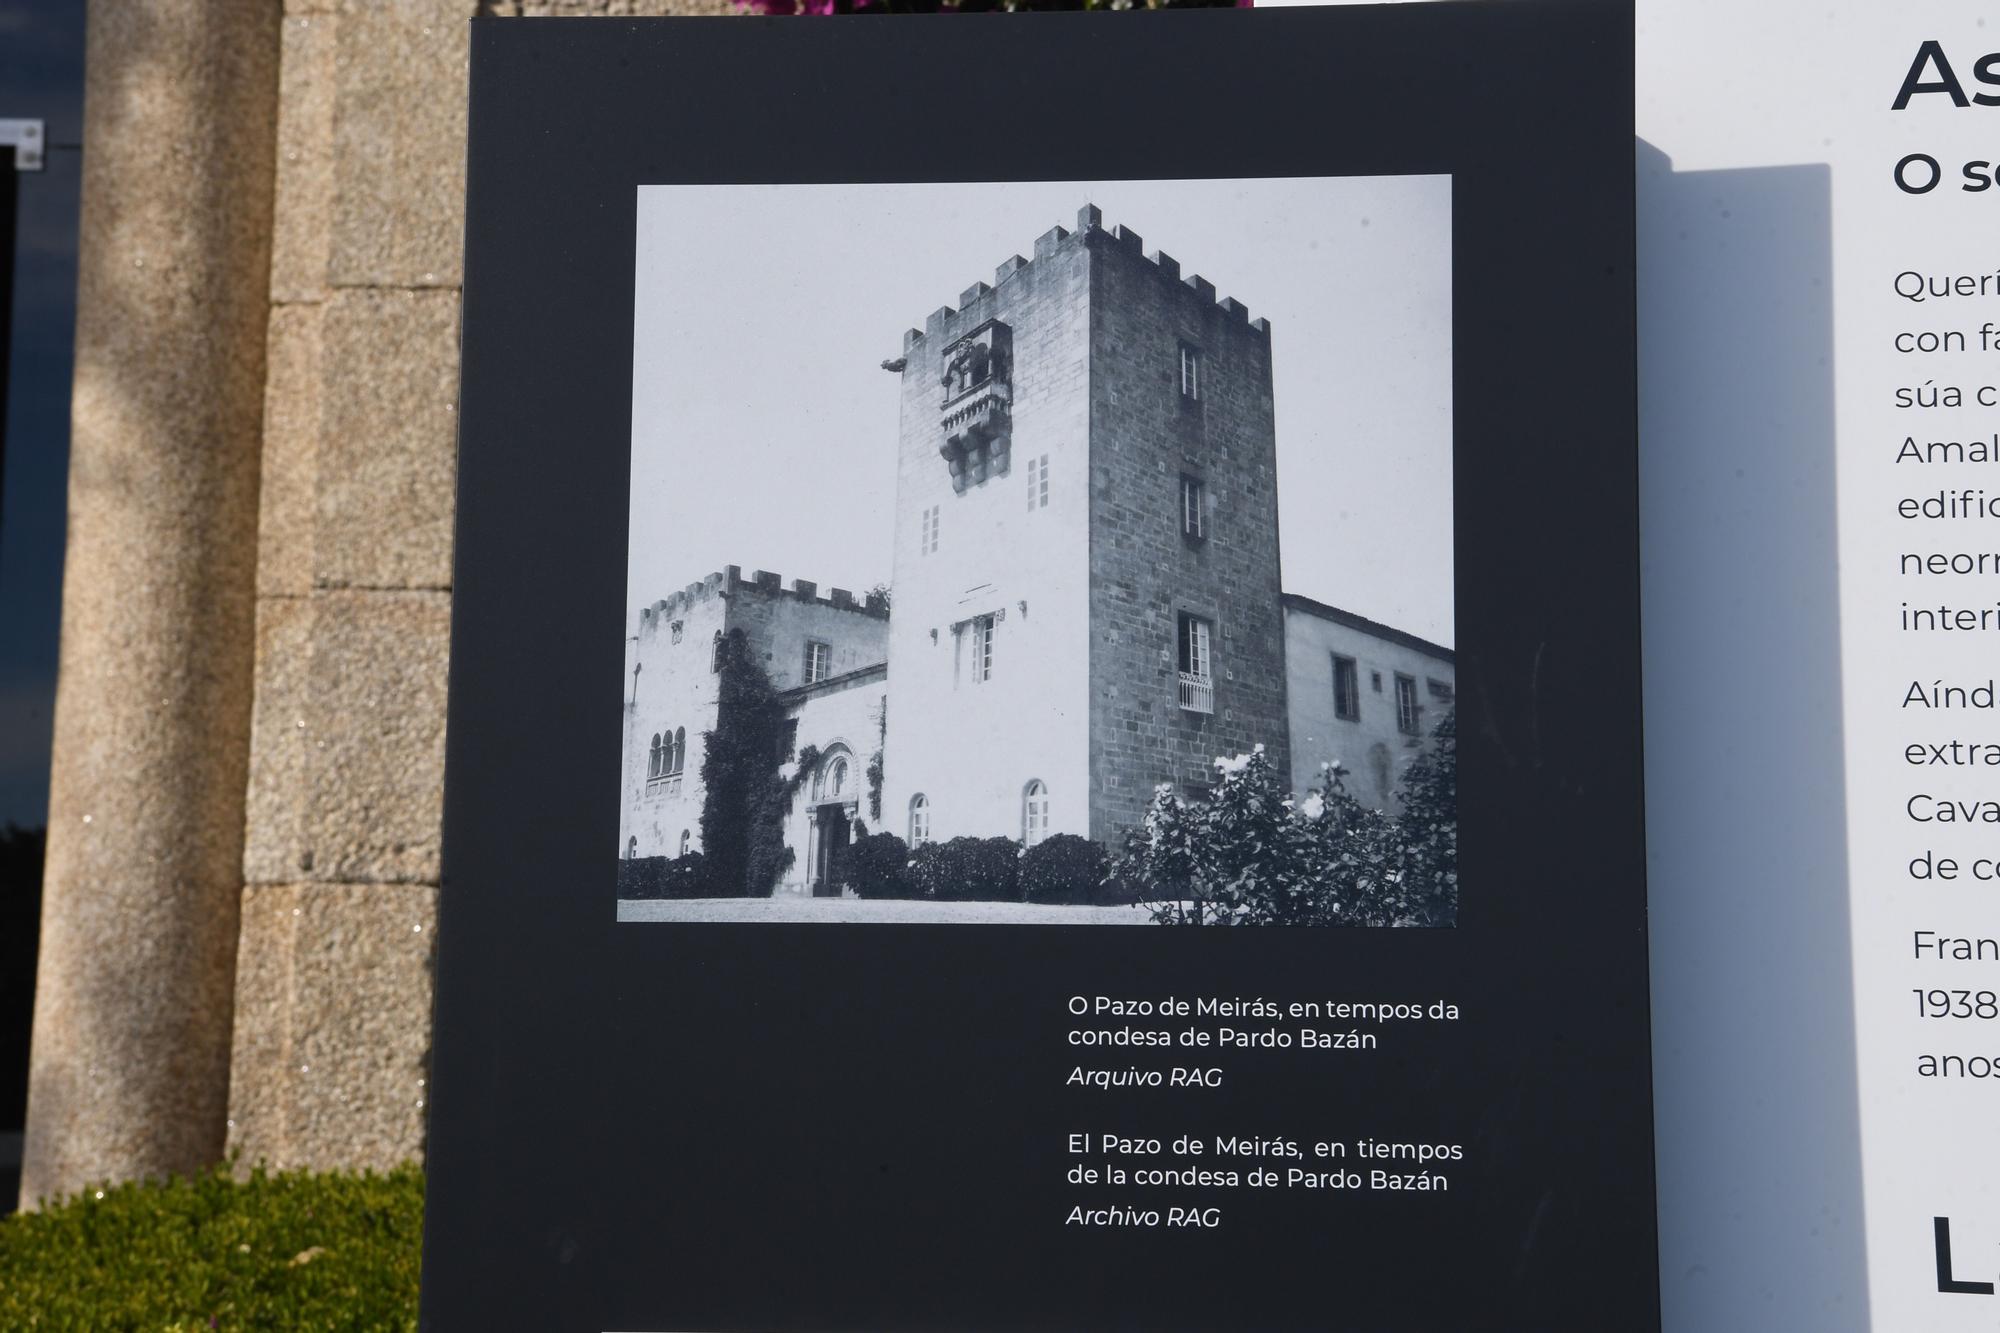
xmin=1085 ymin=212 xmax=1289 ymax=836
xmin=622 ymin=580 xmax=731 ymax=860
xmin=223 ymin=0 xmax=727 ymax=1178
xmin=721 ymin=571 xmax=890 ymax=695
xmin=226 ymin=0 xmax=466 ymax=1178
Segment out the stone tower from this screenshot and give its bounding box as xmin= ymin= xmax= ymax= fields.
xmin=881 ymin=205 xmax=1288 ymax=849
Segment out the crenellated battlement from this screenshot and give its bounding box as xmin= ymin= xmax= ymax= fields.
xmin=636 ymin=565 xmax=890 ymax=636
xmin=903 ymin=203 xmax=1270 ymax=350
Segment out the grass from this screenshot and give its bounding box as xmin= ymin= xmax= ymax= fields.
xmin=0 ymin=1162 xmax=423 ymax=1331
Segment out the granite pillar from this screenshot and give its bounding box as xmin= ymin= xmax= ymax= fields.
xmin=20 ymin=0 xmax=282 ymax=1206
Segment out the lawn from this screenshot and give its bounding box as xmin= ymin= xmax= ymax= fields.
xmin=618 ymin=896 xmax=1155 ymax=924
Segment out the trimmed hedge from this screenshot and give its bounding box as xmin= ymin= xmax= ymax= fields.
xmin=0 ymin=1163 xmax=423 ymax=1330
xmin=909 ymin=836 xmax=1021 ymax=902
xmin=844 ymin=832 xmax=917 ymax=899
xmin=1020 ymin=833 xmax=1116 ymax=905
xmin=616 ymin=851 xmax=715 ymax=900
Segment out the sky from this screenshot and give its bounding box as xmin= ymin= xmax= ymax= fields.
xmin=0 ymin=0 xmax=85 ymax=830
xmin=629 ymin=175 xmax=1453 ymax=647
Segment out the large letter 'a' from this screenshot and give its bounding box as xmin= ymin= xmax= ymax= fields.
xmin=1893 ymin=40 xmax=1970 ymax=109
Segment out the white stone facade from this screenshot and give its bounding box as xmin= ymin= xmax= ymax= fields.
xmin=1282 ymin=594 xmax=1455 ymax=812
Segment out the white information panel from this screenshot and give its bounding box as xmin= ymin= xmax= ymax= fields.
xmin=1631 ymin=5 xmax=2000 ymax=1329
xmin=1275 ymin=0 xmax=2000 ymax=1326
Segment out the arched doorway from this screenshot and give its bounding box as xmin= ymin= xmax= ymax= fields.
xmin=806 ymin=745 xmax=858 ymax=896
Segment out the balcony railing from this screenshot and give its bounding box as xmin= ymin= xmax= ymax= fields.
xmin=645 ymin=773 xmax=683 ymax=799
xmin=1178 ymin=671 xmax=1214 ymax=714
xmin=940 ymin=380 xmax=1010 ymax=452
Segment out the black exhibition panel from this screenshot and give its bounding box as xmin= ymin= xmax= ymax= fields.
xmin=424 ymin=5 xmax=1653 ymax=1329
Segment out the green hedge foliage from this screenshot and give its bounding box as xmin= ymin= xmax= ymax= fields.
xmin=908 ymin=835 xmax=1021 ymax=902
xmin=843 ymin=831 xmax=917 ymax=899
xmin=1019 ymin=833 xmax=1116 ymax=905
xmin=0 ymin=1163 xmax=423 ymax=1331
xmin=616 ymin=851 xmax=715 ymax=899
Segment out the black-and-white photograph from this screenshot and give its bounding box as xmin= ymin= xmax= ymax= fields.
xmin=616 ymin=177 xmax=1454 ymax=926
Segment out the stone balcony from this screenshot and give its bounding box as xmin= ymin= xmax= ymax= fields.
xmin=936 ymin=320 xmax=1013 ymax=493
xmin=939 ymin=379 xmax=1012 ymax=491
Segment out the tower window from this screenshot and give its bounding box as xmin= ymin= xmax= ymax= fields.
xmin=1022 ymin=780 xmax=1050 ymax=847
xmin=678 ymin=829 xmax=691 ymax=857
xmin=1395 ymin=674 xmax=1422 ymax=735
xmin=1177 ymin=613 xmax=1214 ymax=714
xmin=711 ymin=631 xmax=725 ymax=673
xmin=1027 ymin=454 xmax=1049 ymax=511
xmin=921 ymin=504 xmax=940 ymax=555
xmin=1332 ymin=655 xmax=1360 ymax=721
xmin=909 ymin=793 xmax=930 ymax=845
xmin=647 ymin=727 xmax=685 ymax=792
xmin=805 ymin=639 xmax=831 ymax=684
xmin=970 ymin=615 xmax=995 ymax=683
xmin=1179 ymin=342 xmax=1201 ymax=401
xmin=1180 ymin=475 xmax=1206 ymax=540
xmin=669 ymin=620 xmax=684 ymax=644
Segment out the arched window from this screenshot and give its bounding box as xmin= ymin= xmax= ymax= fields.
xmin=812 ymin=746 xmax=855 ymax=803
xmin=679 ymin=829 xmax=691 ymax=856
xmin=626 ymin=836 xmax=638 ymax=860
xmin=647 ymin=733 xmax=662 ymax=779
xmin=673 ymin=726 xmax=687 ymax=774
xmin=908 ymin=793 xmax=930 ymax=845
xmin=1022 ymin=780 xmax=1050 ymax=847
